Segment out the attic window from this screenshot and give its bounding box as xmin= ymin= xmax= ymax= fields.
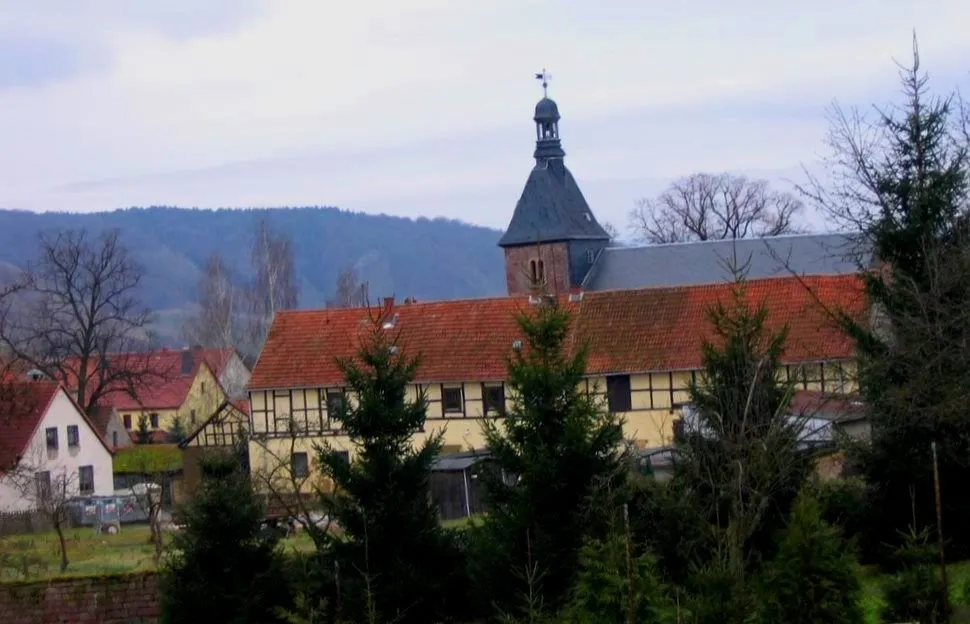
xmin=586 ymin=249 xmax=595 ymax=264
xmin=67 ymin=425 xmax=79 ymax=448
xmin=45 ymin=427 xmax=59 ymax=451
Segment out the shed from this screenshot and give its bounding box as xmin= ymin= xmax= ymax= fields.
xmin=430 ymin=451 xmax=492 ymax=521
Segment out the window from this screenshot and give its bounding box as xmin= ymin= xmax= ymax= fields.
xmin=112 ymin=431 xmax=119 ymax=448
xmin=78 ymin=465 xmax=94 ymax=495
xmin=586 ymin=249 xmax=595 ymax=264
xmin=35 ymin=471 xmax=51 ymax=501
xmin=529 ymin=259 xmax=546 ymax=284
xmin=123 ymin=414 xmax=132 ymax=430
xmin=149 ymin=413 xmax=159 ymax=429
xmin=606 ymin=375 xmax=633 ymax=413
xmin=326 ymin=390 xmax=345 ymax=417
xmin=334 ymin=450 xmax=350 ymax=466
xmin=190 ymin=409 xmax=197 ymax=425
xmin=291 ymin=452 xmax=309 ymax=478
xmin=201 ymin=382 xmax=207 ymax=393
xmin=45 ymin=427 xmax=58 ymax=451
xmin=483 ymin=384 xmax=505 ymax=415
xmin=442 ymin=386 xmax=464 ymax=414
xmin=67 ymin=425 xmax=80 ymax=448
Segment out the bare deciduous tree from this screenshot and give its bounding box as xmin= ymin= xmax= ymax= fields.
xmin=249 ymin=219 xmax=299 ymax=350
xmin=4 ymin=455 xmax=79 ymax=572
xmin=182 ymin=253 xmax=247 ymax=351
xmin=328 ymin=266 xmax=369 ymax=309
xmin=0 ymin=229 xmax=167 ymax=414
xmin=249 ymin=421 xmax=337 ymax=550
xmin=629 ymin=173 xmax=804 ymax=244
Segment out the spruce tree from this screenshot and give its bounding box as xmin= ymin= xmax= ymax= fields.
xmin=159 ymin=452 xmax=290 ymax=623
xmin=814 ymin=40 xmax=970 ymax=560
xmin=473 ymin=299 xmax=627 ymax=615
xmin=755 ymin=489 xmax=864 ymax=624
xmin=316 ymin=322 xmax=465 ymax=624
xmin=167 ymin=415 xmax=187 ymax=444
xmin=136 ymin=413 xmax=152 ymax=444
xmin=674 ymin=275 xmax=810 ymax=578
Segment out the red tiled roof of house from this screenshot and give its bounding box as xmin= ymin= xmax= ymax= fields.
xmin=0 ymin=381 xmax=60 ymax=473
xmin=790 ymin=390 xmax=866 ymax=422
xmin=61 ymin=347 xmax=234 ymax=411
xmin=249 ymin=275 xmax=866 ymax=390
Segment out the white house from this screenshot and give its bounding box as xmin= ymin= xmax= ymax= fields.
xmin=0 ymin=381 xmax=114 ymax=512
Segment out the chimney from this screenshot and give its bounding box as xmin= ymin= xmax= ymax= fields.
xmin=568 ymin=287 xmax=583 ymax=302
xmin=382 ymin=296 xmax=395 ymax=316
xmin=180 ymin=347 xmax=194 ymax=376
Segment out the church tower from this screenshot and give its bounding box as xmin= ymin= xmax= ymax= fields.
xmin=498 ymin=72 xmax=611 ymax=295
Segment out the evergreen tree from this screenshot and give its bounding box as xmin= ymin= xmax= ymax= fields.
xmin=136 ymin=413 xmax=152 ymax=444
xmin=674 ymin=274 xmax=810 ymax=578
xmin=755 ymin=489 xmax=864 ymax=624
xmin=563 ymin=527 xmax=674 ymax=623
xmin=167 ymin=415 xmax=187 ymax=444
xmin=472 ymin=299 xmax=627 ymax=615
xmin=813 ymin=40 xmax=970 ymax=559
xmin=159 ymin=452 xmax=290 ymax=623
xmin=315 ymin=321 xmax=465 ymax=624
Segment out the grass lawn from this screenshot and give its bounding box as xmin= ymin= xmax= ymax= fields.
xmin=0 ymin=523 xmax=316 ymax=582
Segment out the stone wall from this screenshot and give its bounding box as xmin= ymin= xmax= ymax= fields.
xmin=0 ymin=573 xmax=159 ymax=623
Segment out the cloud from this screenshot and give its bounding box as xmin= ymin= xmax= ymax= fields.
xmin=0 ymin=0 xmax=969 ymax=234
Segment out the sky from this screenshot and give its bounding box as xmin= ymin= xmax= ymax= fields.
xmin=1 ymin=1 xmax=969 ymax=235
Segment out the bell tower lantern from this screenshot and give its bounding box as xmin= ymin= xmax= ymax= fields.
xmin=498 ymin=71 xmax=611 ymax=296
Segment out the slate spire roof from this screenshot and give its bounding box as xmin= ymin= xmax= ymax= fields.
xmin=498 ymin=92 xmax=610 ymax=248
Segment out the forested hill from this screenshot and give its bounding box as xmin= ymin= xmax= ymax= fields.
xmin=0 ymin=206 xmax=506 ymax=341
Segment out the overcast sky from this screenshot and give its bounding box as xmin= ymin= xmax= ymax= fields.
xmin=1 ymin=1 xmax=968 ymax=234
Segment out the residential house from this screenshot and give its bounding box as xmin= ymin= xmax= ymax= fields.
xmin=87 ymin=406 xmax=134 ymax=451
xmin=68 ymin=347 xmax=240 ymax=443
xmin=0 ymin=380 xmax=114 ymax=512
xmin=245 ymin=87 xmax=871 ymax=488
xmin=179 ymin=399 xmax=251 ymax=500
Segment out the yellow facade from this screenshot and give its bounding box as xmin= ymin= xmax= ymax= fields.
xmin=119 ymin=364 xmax=229 ymax=436
xmin=247 ymin=359 xmax=858 ymax=486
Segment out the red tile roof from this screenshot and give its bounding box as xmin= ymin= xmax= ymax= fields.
xmin=0 ymin=381 xmax=60 ymax=473
xmin=62 ymin=347 xmax=235 ymax=411
xmin=790 ymin=390 xmax=866 ymax=422
xmin=249 ymin=275 xmax=866 ymax=390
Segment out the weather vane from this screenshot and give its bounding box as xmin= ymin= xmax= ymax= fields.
xmin=534 ymin=68 xmax=551 ymax=97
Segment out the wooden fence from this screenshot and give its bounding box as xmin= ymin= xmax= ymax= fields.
xmin=0 ymin=510 xmax=76 ymax=537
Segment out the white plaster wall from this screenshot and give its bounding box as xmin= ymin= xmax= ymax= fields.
xmin=0 ymin=389 xmax=114 ymax=512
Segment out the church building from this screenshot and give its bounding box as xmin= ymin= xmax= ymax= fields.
xmin=243 ymin=85 xmax=867 ymax=488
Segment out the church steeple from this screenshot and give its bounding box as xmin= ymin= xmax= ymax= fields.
xmin=497 ymin=73 xmax=611 ymax=296
xmin=533 ymin=69 xmax=565 ymax=163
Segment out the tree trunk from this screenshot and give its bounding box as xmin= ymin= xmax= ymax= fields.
xmin=54 ymin=518 xmax=69 ymax=572
xmin=149 ymin=503 xmax=163 ymax=563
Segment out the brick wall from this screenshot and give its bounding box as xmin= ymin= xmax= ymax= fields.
xmin=0 ymin=573 xmax=159 ymax=623
xmin=503 ymin=242 xmax=570 ymax=295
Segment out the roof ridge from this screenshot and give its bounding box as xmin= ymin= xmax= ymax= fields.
xmin=606 ymin=232 xmax=854 ymax=253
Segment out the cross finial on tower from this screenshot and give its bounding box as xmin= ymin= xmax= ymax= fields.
xmin=534 ymin=68 xmax=550 ymax=97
